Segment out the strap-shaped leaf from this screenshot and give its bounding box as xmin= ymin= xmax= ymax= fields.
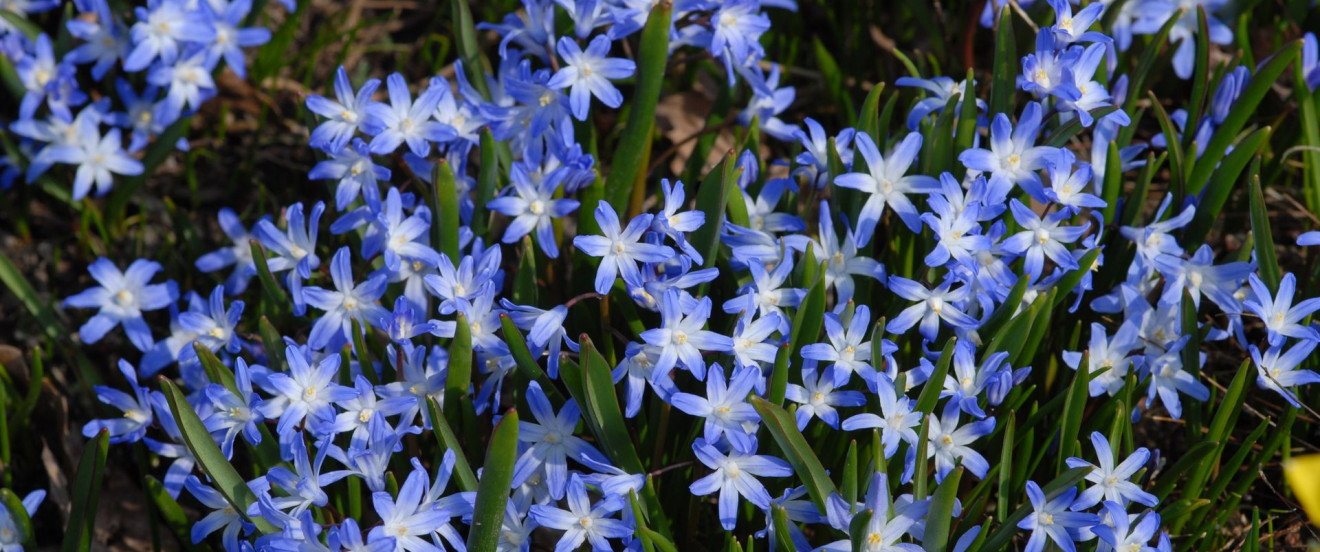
xmin=498 ymin=314 xmax=566 ymax=406
xmin=144 ymin=476 xmax=202 ymax=552
xmin=159 ymin=379 xmax=277 ymax=534
xmin=688 ymin=153 xmax=741 ymax=270
xmin=604 ymin=0 xmax=672 ymax=216
xmin=923 ymin=467 xmax=964 ymax=552
xmin=1187 ymin=40 xmax=1300 ymax=195
xmin=0 ymin=489 xmax=35 ymax=549
xmin=466 ymin=409 xmax=519 ymax=552
xmin=1248 ymin=176 xmax=1281 ymax=292
xmin=1183 ymin=126 xmax=1270 ymax=245
xmin=988 ymin=6 xmax=1016 ymax=116
xmin=426 ymin=397 xmax=480 ymax=492
xmin=751 ymin=397 xmax=838 ymax=513
xmin=451 ymin=0 xmax=491 ymax=100
xmin=432 ymin=160 xmax=462 ymax=261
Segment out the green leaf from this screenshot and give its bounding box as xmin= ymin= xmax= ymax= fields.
xmin=498 ymin=313 xmax=566 ymax=405
xmin=1056 ymin=353 xmax=1091 ymax=471
xmin=143 ymin=476 xmax=200 ymax=552
xmin=771 ymin=505 xmax=796 ymax=552
xmin=688 ymin=153 xmax=741 ymax=269
xmin=751 ymin=396 xmax=838 ymax=514
xmin=451 ymin=0 xmax=491 ymax=100
xmin=195 ymin=342 xmax=238 ymax=393
xmin=848 ymin=508 xmax=875 ymax=552
xmin=0 ymin=489 xmax=35 ymax=549
xmin=856 ymin=83 xmax=886 ymax=141
xmin=1150 ymin=440 xmax=1218 ymax=501
xmin=997 ymin=412 xmax=1015 ymax=519
xmin=160 ymin=379 xmax=277 ymax=534
xmin=250 ymin=239 xmax=289 ymax=307
xmin=445 ymin=313 xmax=474 ymax=412
xmin=1044 ymin=106 xmax=1118 ymax=148
xmin=1101 ymin=141 xmax=1123 ymax=224
xmin=767 ymin=342 xmax=792 ymax=406
xmin=0 ymin=10 xmax=40 ymax=40
xmin=1183 ymin=126 xmax=1270 ymax=245
xmin=813 ymin=37 xmax=855 ymax=126
xmin=787 ymin=262 xmax=826 ymax=379
xmin=466 ymin=409 xmax=519 ymax=552
xmin=432 ymin=160 xmax=462 ymax=261
xmin=988 ymin=6 xmax=1016 ymax=116
xmin=259 ymin=316 xmax=286 ymax=371
xmin=914 ymin=339 xmax=956 ymax=416
xmin=923 ymin=467 xmax=963 ymax=552
xmin=63 ymin=429 xmax=109 ymax=552
xmin=1187 ymin=40 xmax=1300 ymax=194
xmin=472 ymin=128 xmax=501 ymax=237
xmin=1148 ymin=92 xmax=1187 ymax=198
xmin=427 ymin=397 xmax=480 ymax=492
xmin=575 ymin=337 xmax=673 ymax=537
xmin=1248 ymin=176 xmax=1280 ymax=292
xmin=1123 ymin=9 xmax=1182 ymax=117
xmin=604 ymin=0 xmax=672 ymax=216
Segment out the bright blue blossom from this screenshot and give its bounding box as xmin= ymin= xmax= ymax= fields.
xmin=1018 ymin=481 xmax=1100 ymax=552
xmin=65 ymin=257 xmax=175 ymax=350
xmin=1066 ymin=432 xmax=1157 ymax=510
xmin=528 ymin=474 xmax=631 ymax=552
xmin=573 ymin=202 xmax=673 ymax=295
xmin=82 ymin=359 xmax=154 ymax=443
xmin=689 ymin=437 xmax=792 ymax=531
xmin=547 ymin=35 xmax=635 ymax=120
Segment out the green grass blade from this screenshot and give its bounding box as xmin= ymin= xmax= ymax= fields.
xmin=426 ymin=397 xmax=480 ymax=492
xmin=466 ymin=409 xmax=519 ymax=552
xmin=688 ymin=153 xmax=740 ymax=269
xmin=451 ymin=0 xmax=491 ymax=100
xmin=1184 ymin=126 xmax=1270 ymax=245
xmin=498 ymin=313 xmax=565 ymax=405
xmin=143 ymin=476 xmax=200 ymax=552
xmin=0 ymin=489 xmax=35 ymax=549
xmin=1187 ymin=40 xmax=1301 ymax=194
xmin=923 ymin=467 xmax=964 ymax=552
xmin=160 ymin=379 xmax=277 ymax=534
xmin=432 ymin=160 xmax=462 ymax=261
xmin=1248 ymin=176 xmax=1280 ymax=291
xmin=605 ymin=0 xmax=672 ymax=217
xmin=751 ymin=396 xmax=838 ymax=514
xmin=988 ymin=6 xmax=1016 ymax=116
xmin=61 ymin=428 xmax=109 ymax=552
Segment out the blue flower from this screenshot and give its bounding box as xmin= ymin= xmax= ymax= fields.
xmin=802 ymin=305 xmax=874 ymax=387
xmin=257 ymin=344 xmax=355 ymax=441
xmin=367 ymin=460 xmax=453 ymax=551
xmin=738 ymin=63 xmax=798 ymax=141
xmin=927 ymin=400 xmax=995 ymax=481
xmin=728 ymin=311 xmax=781 ymax=369
xmin=895 ymin=75 xmax=982 ymax=131
xmin=82 ymin=359 xmax=154 ymax=444
xmin=303 ymin=247 xmax=390 ymax=351
xmin=573 ymin=202 xmax=673 ymax=294
xmin=886 ymin=275 xmax=979 ymax=343
xmin=1151 ymin=244 xmax=1252 ymax=311
xmin=670 ymin=363 xmax=761 ymax=451
xmin=148 ymin=48 xmax=217 ymax=119
xmin=309 ymin=138 xmax=389 ymax=212
xmin=786 ymin=365 xmax=865 ymax=430
xmin=1065 ymin=432 xmax=1157 ymax=510
xmin=124 ymin=0 xmax=214 ymax=71
xmin=688 ymin=438 xmax=792 ymax=531
xmin=1062 ymin=321 xmax=1141 ymax=397
xmin=328 ymin=374 xmax=416 ymax=448
xmin=363 ymin=74 xmax=455 ymax=156
xmin=1304 ymin=32 xmax=1320 ymax=91
xmin=528 ymin=474 xmax=632 ymax=552
xmin=813 ymin=201 xmax=886 ymax=304
xmin=262 ymin=433 xmax=348 ymax=515
xmin=1043 ymin=150 xmax=1106 ymax=212
xmin=185 ymin=476 xmax=254 ymax=551
xmin=194 ymin=208 xmax=260 ymax=295
xmin=178 ymin=286 xmax=244 ymax=355
xmin=842 ymin=379 xmax=921 ymax=459
xmin=201 ymin=0 xmax=271 ymax=78
xmin=708 ymin=0 xmax=770 ymax=85
xmin=546 ymin=35 xmax=635 ymax=120
xmin=513 ymin=381 xmax=609 ymax=500
xmin=1143 ymin=336 xmax=1208 ymax=420
xmin=1130 ymin=0 xmax=1233 ymax=79
xmin=44 ymin=113 xmax=144 ymax=200
xmin=1018 ymin=481 xmax=1100 ymax=552
xmin=652 ymin=179 xmax=706 ymax=263
xmin=639 ymin=291 xmax=734 ymax=380
xmin=255 ymin=201 xmax=324 ymax=316
xmin=1001 ymin=199 xmax=1089 ymax=282
xmin=1092 ymin=501 xmax=1161 ymax=552
xmin=793 ymin=118 xmax=855 ymax=188
xmin=64 ymin=257 xmax=176 ymax=350
xmin=202 ymin=357 xmax=264 ymax=459
xmin=363 ymin=187 xmax=442 ymax=272
xmin=1243 ymin=272 xmax=1320 ymax=346
xmin=1046 ymin=0 xmax=1108 ymax=44
xmin=488 ymin=162 xmax=580 ymax=257
xmin=943 ymin=340 xmax=1009 ymax=418
xmin=834 ymin=132 xmax=940 ymax=239
xmin=958 ymin=102 xmax=1055 ymax=202
xmin=1250 ymin=341 xmax=1320 ymax=408
xmin=306 ymin=66 xmax=380 ymax=153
